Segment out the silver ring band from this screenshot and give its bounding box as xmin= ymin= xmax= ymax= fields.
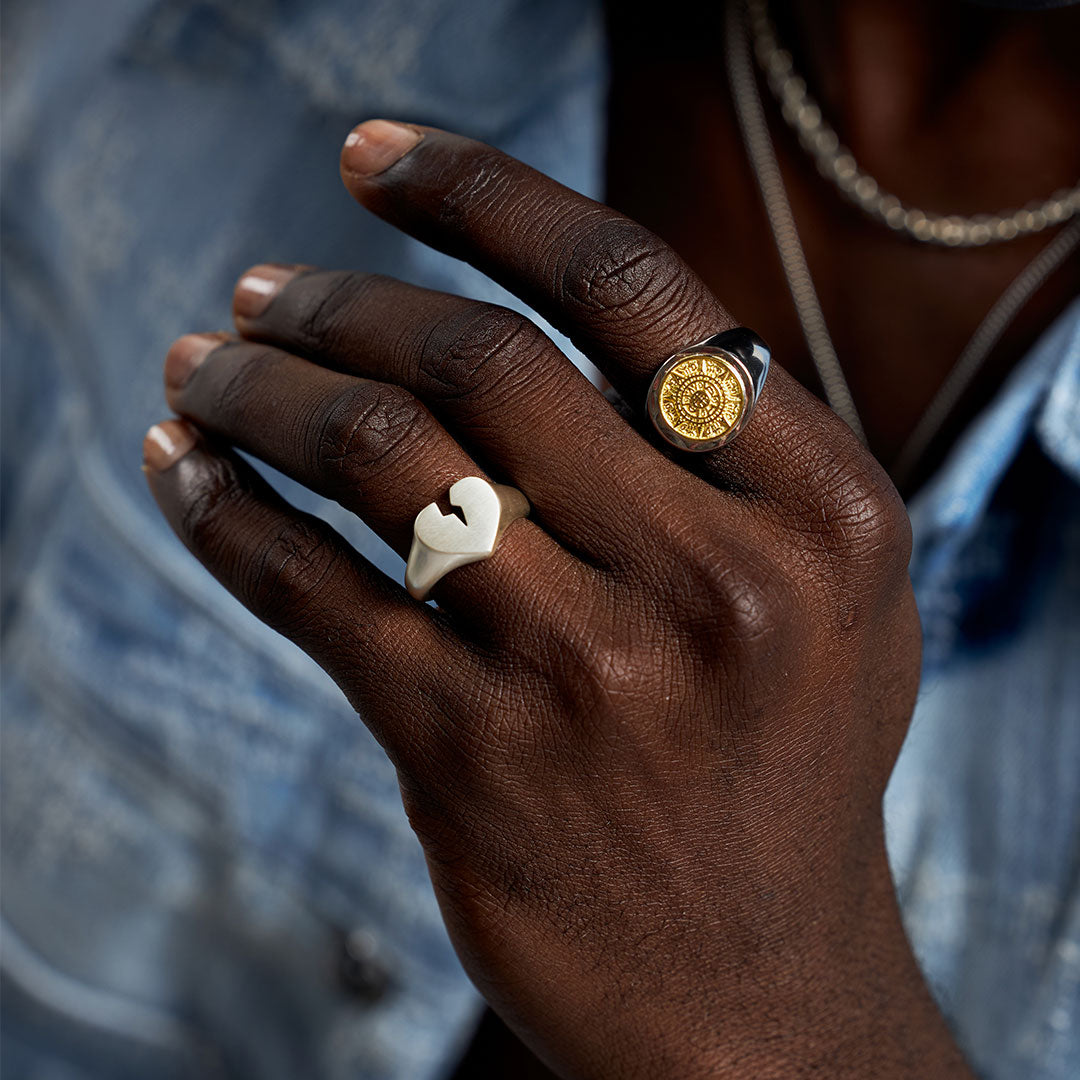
xmin=405 ymin=476 xmax=530 ymax=601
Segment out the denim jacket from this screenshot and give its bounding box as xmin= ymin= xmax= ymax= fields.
xmin=2 ymin=3 xmax=1076 ymax=1078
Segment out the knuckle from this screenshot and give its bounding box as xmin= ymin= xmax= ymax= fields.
xmin=767 ymin=410 xmax=912 ymax=582
xmin=419 ymin=305 xmax=549 ymax=402
xmin=550 ymin=620 xmax=668 ymax=716
xmin=179 ymin=455 xmax=246 ymax=549
xmin=435 ymin=147 xmax=519 ymax=230
xmin=832 ymin=471 xmax=911 ymax=571
xmin=559 ymin=218 xmax=692 ymax=323
xmin=313 ymin=381 xmax=427 ymax=490
xmin=174 ymin=457 xmax=342 ymax=632
xmin=211 ymin=344 xmax=283 ymax=420
xmin=282 ymin=270 xmax=375 ymax=355
xmin=711 ymin=566 xmax=787 ymax=647
xmin=692 ymin=554 xmax=791 ymax=652
xmin=804 ymin=444 xmax=912 ymax=576
xmin=636 ymin=500 xmax=794 ymax=649
xmin=245 ymin=518 xmax=341 ymax=631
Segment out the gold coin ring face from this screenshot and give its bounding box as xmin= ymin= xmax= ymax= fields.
xmin=647 ymin=350 xmax=753 ymax=452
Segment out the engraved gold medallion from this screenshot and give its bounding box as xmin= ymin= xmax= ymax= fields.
xmin=647 ymin=329 xmax=770 ymax=453
xmin=656 ymin=354 xmax=747 ymax=443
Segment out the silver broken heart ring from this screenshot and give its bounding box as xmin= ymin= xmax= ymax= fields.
xmin=647 ymin=327 xmax=770 ymax=452
xmin=405 ymin=476 xmax=530 ymax=600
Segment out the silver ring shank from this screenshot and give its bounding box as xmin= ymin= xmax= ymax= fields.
xmin=697 ymin=327 xmax=770 ymax=399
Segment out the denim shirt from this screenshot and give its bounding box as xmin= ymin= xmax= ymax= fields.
xmin=1 ymin=3 xmax=1076 ymax=1078
xmin=886 ymin=303 xmax=1080 ymax=1078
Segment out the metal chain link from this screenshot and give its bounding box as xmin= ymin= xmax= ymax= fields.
xmin=725 ymin=0 xmax=1080 ymax=478
xmin=725 ymin=0 xmax=866 ymax=442
xmin=746 ymin=0 xmax=1080 ymax=248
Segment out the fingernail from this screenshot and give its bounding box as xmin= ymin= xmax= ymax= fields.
xmin=341 ymin=119 xmax=423 ymax=177
xmin=143 ymin=420 xmax=197 ymax=472
xmin=233 ymin=263 xmax=299 ymax=320
xmin=164 ymin=333 xmax=223 ymax=391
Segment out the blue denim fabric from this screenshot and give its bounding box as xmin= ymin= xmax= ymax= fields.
xmin=886 ymin=303 xmax=1080 ymax=1079
xmin=2 ymin=3 xmax=604 ymax=1078
xmin=1 ymin=2 xmax=1077 ymax=1077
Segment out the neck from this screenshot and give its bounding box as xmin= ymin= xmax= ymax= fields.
xmin=779 ymin=0 xmax=1080 ymax=211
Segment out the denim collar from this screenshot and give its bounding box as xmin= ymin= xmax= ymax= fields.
xmin=908 ymin=298 xmax=1080 ymax=666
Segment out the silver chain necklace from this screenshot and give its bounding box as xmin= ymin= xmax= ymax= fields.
xmin=725 ymin=0 xmax=1080 ymax=482
xmin=746 ymin=0 xmax=1080 ymax=248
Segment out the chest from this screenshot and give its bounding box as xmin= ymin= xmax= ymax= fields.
xmin=603 ymin=59 xmax=1080 ymax=492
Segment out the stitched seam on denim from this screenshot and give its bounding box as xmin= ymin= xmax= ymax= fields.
xmin=0 ymin=917 xmax=227 ymax=1070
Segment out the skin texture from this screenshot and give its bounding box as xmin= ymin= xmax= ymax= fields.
xmin=468 ymin=1 xmax=1079 ymax=1062
xmin=146 ymin=123 xmax=976 ymax=1077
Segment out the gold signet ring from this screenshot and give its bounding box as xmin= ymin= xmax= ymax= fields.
xmin=646 ymin=327 xmax=771 ymax=452
xmin=405 ymin=476 xmax=530 ymax=600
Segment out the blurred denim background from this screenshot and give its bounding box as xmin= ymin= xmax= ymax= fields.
xmin=2 ymin=2 xmax=603 ymax=1076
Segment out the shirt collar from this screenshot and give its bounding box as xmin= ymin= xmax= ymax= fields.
xmin=908 ymin=298 xmax=1080 ymax=569
xmin=906 ymin=298 xmax=1080 ymax=668
xmin=1034 ymin=302 xmax=1080 ymax=484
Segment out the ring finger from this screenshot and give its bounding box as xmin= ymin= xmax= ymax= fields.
xmin=163 ymin=333 xmax=581 ymax=614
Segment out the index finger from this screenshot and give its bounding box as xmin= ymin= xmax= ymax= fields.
xmin=339 ymin=121 xmax=727 ymax=392
xmin=336 ymin=120 xmax=872 ymax=508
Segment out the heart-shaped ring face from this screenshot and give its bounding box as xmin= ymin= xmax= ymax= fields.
xmin=413 ymin=476 xmax=501 ymax=557
xmin=406 ymin=476 xmax=530 ymax=600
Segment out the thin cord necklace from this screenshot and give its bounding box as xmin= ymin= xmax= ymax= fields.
xmin=725 ymin=0 xmax=1080 ymax=484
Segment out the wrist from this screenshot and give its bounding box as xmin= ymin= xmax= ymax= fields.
xmin=638 ymin=848 xmax=972 ymax=1080
xmin=531 ymin=844 xmax=973 ymax=1080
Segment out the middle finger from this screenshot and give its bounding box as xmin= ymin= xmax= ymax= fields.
xmin=231 ymin=266 xmax=666 ymax=566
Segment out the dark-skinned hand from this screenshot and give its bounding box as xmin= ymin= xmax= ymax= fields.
xmin=144 ymin=120 xmax=973 ymax=1079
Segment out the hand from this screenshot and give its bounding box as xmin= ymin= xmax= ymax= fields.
xmin=146 ymin=120 xmax=971 ymax=1078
